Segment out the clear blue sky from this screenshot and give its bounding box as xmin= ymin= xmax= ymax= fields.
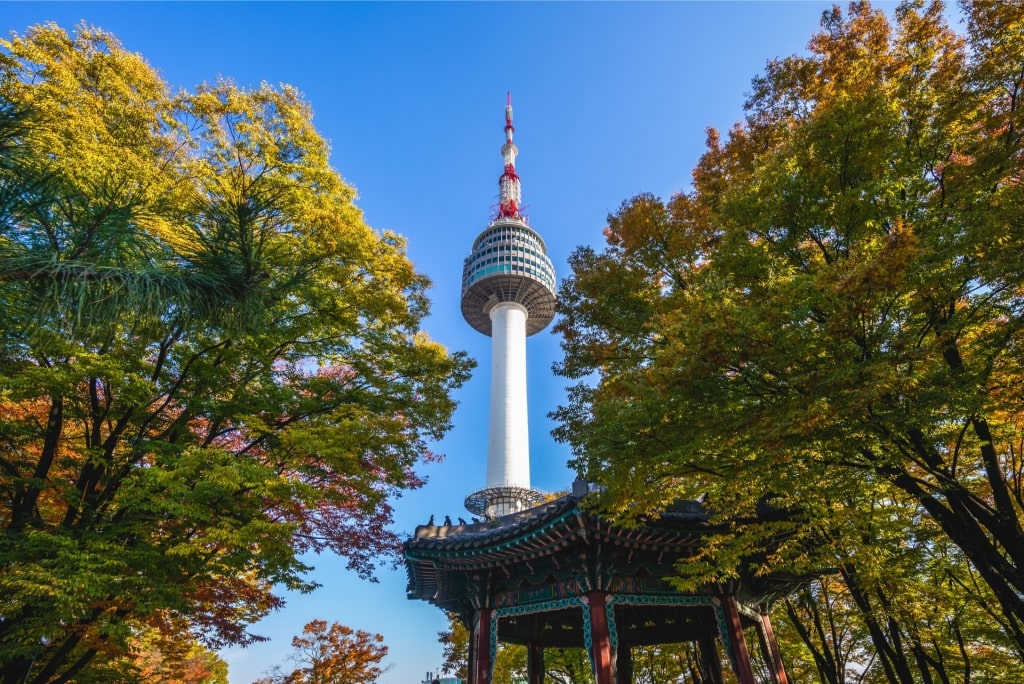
xmin=5 ymin=2 xmax=911 ymax=682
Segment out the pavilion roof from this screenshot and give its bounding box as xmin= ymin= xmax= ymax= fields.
xmin=403 ymin=488 xmax=816 ymax=615
xmin=403 ymin=491 xmax=721 ymax=611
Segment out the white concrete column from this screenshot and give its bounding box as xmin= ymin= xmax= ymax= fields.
xmin=487 ymin=302 xmax=530 ymax=488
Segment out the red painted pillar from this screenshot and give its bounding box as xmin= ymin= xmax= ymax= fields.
xmin=470 ymin=608 xmax=493 ymax=684
xmin=720 ymin=596 xmax=756 ymax=684
xmin=758 ymin=610 xmax=790 ymax=684
xmin=586 ymin=592 xmax=615 ymax=684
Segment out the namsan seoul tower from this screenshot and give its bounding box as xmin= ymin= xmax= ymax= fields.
xmin=461 ymin=94 xmax=557 ymax=519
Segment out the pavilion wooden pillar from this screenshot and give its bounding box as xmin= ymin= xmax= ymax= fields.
xmin=469 ymin=608 xmax=493 ymax=684
xmin=696 ymin=631 xmax=724 ymax=684
xmin=720 ymin=596 xmax=756 ymax=684
xmin=615 ymin=640 xmax=633 ymax=684
xmin=586 ymin=591 xmax=615 ymax=684
xmin=527 ymin=643 xmax=544 ymax=684
xmin=467 ymin=615 xmax=476 ymax=684
xmin=756 ymin=610 xmax=789 ymax=684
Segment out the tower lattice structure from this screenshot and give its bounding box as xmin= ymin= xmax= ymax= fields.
xmin=461 ymin=94 xmax=556 ymax=519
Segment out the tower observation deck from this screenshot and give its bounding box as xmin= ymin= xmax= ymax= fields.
xmin=461 ymin=95 xmax=556 ymax=519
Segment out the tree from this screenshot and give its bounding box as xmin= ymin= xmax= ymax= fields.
xmin=554 ymin=0 xmax=1024 ymax=663
xmin=542 ymin=649 xmax=594 ymax=684
xmin=437 ymin=614 xmax=470 ymax=680
xmin=773 ymin=497 xmax=1024 ymax=684
xmin=436 ymin=615 xmax=527 ymax=684
xmin=122 ymin=623 xmax=229 ymax=684
xmin=253 ymin=620 xmax=388 ymax=684
xmin=0 ymin=23 xmax=472 ymax=683
xmin=28 ymin=619 xmax=230 ymax=684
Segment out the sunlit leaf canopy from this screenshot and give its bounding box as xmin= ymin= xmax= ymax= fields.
xmin=0 ymin=22 xmax=471 ymax=683
xmin=554 ymin=0 xmax=1024 ymax=651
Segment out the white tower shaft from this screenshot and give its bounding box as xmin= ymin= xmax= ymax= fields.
xmin=486 ymin=302 xmax=530 ymax=488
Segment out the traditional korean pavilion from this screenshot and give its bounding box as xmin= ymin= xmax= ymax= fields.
xmin=404 ymin=482 xmax=803 ymax=684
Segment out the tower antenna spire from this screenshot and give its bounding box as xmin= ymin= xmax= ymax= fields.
xmin=498 ymin=91 xmax=521 ymax=219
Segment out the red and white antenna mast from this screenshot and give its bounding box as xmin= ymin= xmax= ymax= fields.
xmin=497 ymin=91 xmax=522 ymax=220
